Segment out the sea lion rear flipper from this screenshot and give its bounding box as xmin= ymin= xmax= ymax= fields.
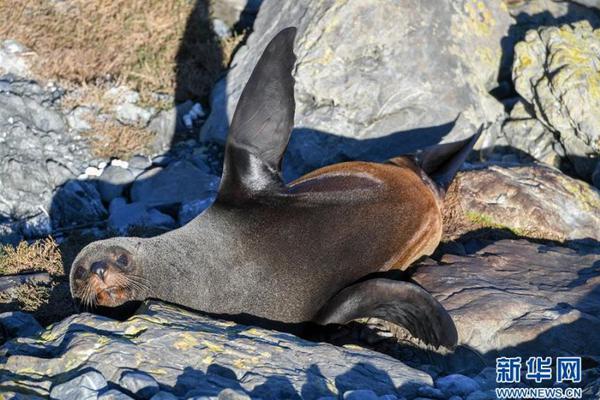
xmin=415 ymin=126 xmax=484 ymax=193
xmin=217 ymin=27 xmax=297 ymax=204
xmin=314 ymin=278 xmax=458 ymax=349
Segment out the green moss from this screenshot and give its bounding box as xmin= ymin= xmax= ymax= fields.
xmin=466 ymin=211 xmax=528 ymax=237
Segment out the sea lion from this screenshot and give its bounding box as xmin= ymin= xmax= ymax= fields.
xmin=70 ymin=27 xmax=479 ymax=349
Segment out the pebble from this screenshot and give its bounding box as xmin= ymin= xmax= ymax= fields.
xmin=118 ymin=370 xmax=160 ymax=399
xmin=98 ymin=389 xmax=135 ymax=400
xmin=85 ymin=166 xmax=103 ymax=177
xmin=343 ymin=389 xmax=379 ymax=400
xmin=111 ymin=159 xmax=130 ymax=169
xmin=150 ymin=392 xmax=179 ymax=400
xmin=435 ymin=374 xmax=481 ymax=397
xmin=217 ymin=388 xmax=251 ymax=400
xmin=49 ymin=370 xmax=107 ymax=400
xmin=0 ymin=311 xmax=42 ymax=338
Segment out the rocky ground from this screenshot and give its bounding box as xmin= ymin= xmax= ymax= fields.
xmin=1 ymin=0 xmax=600 ymax=399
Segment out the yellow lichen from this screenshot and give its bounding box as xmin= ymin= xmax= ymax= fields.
xmin=174 ymin=332 xmax=199 ymax=351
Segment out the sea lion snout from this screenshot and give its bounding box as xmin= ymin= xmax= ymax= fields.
xmin=69 ymin=240 xmax=149 ymax=308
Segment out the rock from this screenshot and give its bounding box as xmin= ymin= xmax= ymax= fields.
xmin=118 ymin=370 xmax=160 ymax=399
xmin=473 ymin=368 xmax=496 ymax=391
xmin=114 ymin=102 xmax=154 ymax=126
xmin=0 ymin=301 xmax=432 ymax=398
xmin=150 ymin=392 xmax=178 ymax=400
xmin=200 ymin=0 xmax=510 ymax=179
xmin=130 ymin=161 xmax=219 ymax=209
xmin=108 ymin=198 xmax=175 ymax=234
xmin=0 ymin=39 xmax=31 ymax=77
xmin=416 ymin=386 xmax=445 ymax=399
xmin=593 ymin=161 xmax=600 ymax=189
xmin=104 ymin=86 xmax=140 ymax=104
xmin=211 ymin=0 xmax=262 ymax=28
xmin=66 ymin=105 xmax=94 ymax=132
xmin=0 ymin=312 xmax=42 ymax=339
xmin=149 ymin=100 xmax=195 ymax=152
xmin=50 ymin=180 xmax=107 ymax=229
xmin=0 ymin=77 xmax=91 ymax=223
xmin=98 ymin=165 xmax=135 ymax=202
xmin=435 ymin=374 xmax=480 ymax=397
xmin=506 ymin=21 xmax=600 ymax=180
xmin=217 ymin=388 xmax=251 ymax=400
xmin=212 ymin=19 xmax=232 ymax=39
xmin=49 ymin=370 xmax=107 ymax=400
xmin=178 ymin=197 xmax=216 ymax=225
xmin=413 ymin=239 xmax=600 ymax=357
xmin=98 ymin=389 xmax=135 ymax=400
xmin=444 ymin=164 xmax=600 ymax=242
xmin=0 ymin=222 xmax=22 ymax=245
xmin=128 ymin=155 xmax=153 ymax=171
xmin=343 ymin=389 xmax=379 ymax=400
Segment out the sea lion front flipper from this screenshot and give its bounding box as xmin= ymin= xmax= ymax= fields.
xmin=218 ymin=27 xmax=297 ymax=204
xmin=314 ymin=278 xmax=458 ymax=349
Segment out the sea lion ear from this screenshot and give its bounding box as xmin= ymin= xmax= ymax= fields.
xmin=217 ymin=27 xmax=297 ymax=204
xmin=313 ymin=278 xmax=458 ymax=349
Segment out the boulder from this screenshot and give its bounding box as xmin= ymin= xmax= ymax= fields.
xmin=50 ymin=180 xmax=107 ymax=229
xmin=503 ymin=21 xmax=600 ymax=181
xmin=0 ymin=301 xmax=432 ymax=399
xmin=0 ymin=77 xmax=91 ymax=225
xmin=98 ymin=165 xmax=135 ymax=202
xmin=443 ymin=164 xmax=600 ymax=242
xmin=412 ymin=239 xmax=600 ymax=357
xmin=108 ymin=198 xmax=176 ymax=234
xmin=130 ymin=161 xmax=219 ymax=209
xmin=200 ymin=0 xmax=511 ymax=179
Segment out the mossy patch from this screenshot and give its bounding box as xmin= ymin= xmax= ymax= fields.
xmin=465 ymin=211 xmax=529 ymax=237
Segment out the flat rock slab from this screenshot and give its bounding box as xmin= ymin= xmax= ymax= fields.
xmin=444 ymin=164 xmax=600 ymax=242
xmin=0 ymin=302 xmax=431 ymax=399
xmin=413 ymin=239 xmax=600 ymax=357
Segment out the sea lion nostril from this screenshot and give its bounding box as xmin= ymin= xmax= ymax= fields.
xmin=90 ymin=261 xmax=107 ymax=280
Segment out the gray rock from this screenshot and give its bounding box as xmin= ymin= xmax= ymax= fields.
xmin=0 ymin=311 xmax=42 ymax=339
xmin=444 ymin=164 xmax=600 ymax=242
xmin=435 ymin=374 xmax=480 ymax=397
xmin=130 ymin=161 xmax=219 ymax=209
xmin=506 ymin=21 xmax=600 ymax=180
xmin=473 ymin=368 xmax=496 ymax=391
xmin=114 ymin=103 xmax=154 ymax=126
xmin=593 ymin=160 xmax=600 ymax=189
xmin=98 ymin=389 xmax=135 ymax=400
xmin=217 ymin=388 xmax=250 ymax=400
xmin=0 ymin=301 xmax=431 ymax=398
xmin=200 ymin=0 xmax=510 ymax=179
xmin=49 ymin=370 xmax=107 ymax=400
xmin=149 ymin=101 xmax=194 ymax=152
xmin=0 ymin=78 xmax=91 ymax=222
xmin=343 ymin=389 xmax=379 ymax=400
xmin=150 ymin=393 xmax=178 ymax=400
xmin=50 ymin=180 xmax=107 ymax=228
xmin=211 ymin=0 xmax=262 ymax=28
xmin=413 ymin=240 xmax=600 ymax=357
xmin=0 ymin=40 xmax=30 ymax=77
xmin=119 ymin=370 xmax=160 ymax=399
xmin=212 ymin=19 xmax=232 ymax=39
xmin=108 ymin=198 xmax=175 ymax=234
xmin=178 ymin=197 xmax=215 ymax=226
xmin=416 ymin=386 xmax=444 ymax=399
xmin=98 ymin=165 xmax=135 ymax=202
xmin=128 ymin=155 xmax=153 ymax=171
xmin=0 ymin=222 xmax=22 ymax=245
xmin=66 ymin=106 xmax=94 ymax=132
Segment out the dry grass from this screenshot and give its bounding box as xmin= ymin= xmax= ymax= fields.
xmin=83 ymin=120 xmax=155 ymax=159
xmin=0 ymin=0 xmax=227 ymax=102
xmin=0 ymin=238 xmax=63 ymax=276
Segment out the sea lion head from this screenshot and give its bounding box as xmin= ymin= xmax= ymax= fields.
xmin=69 ymin=237 xmax=149 ymax=308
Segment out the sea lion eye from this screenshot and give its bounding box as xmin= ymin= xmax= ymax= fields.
xmin=116 ymin=253 xmax=130 ymax=268
xmin=74 ymin=266 xmax=86 ymax=280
